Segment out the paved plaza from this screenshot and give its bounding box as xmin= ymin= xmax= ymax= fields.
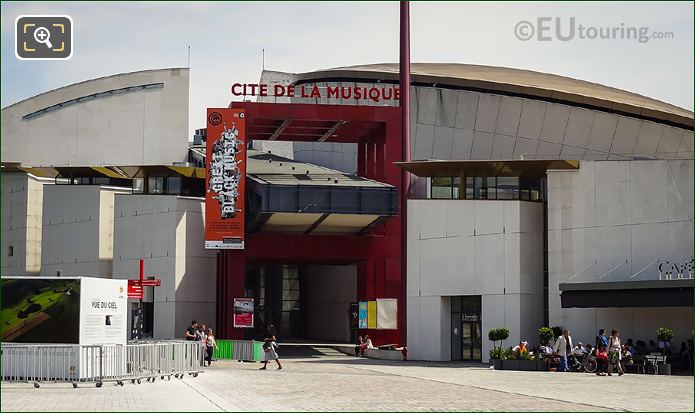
xmin=1 ymin=348 xmax=693 ymax=412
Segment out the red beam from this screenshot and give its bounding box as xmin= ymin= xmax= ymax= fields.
xmin=400 ymin=0 xmax=411 ymax=347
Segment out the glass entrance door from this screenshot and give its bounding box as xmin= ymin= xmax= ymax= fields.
xmin=461 ymin=320 xmax=482 ymax=360
xmin=450 ymin=296 xmax=482 ymax=361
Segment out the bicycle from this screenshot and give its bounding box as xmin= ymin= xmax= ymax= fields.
xmin=571 ymin=351 xmax=598 ymax=373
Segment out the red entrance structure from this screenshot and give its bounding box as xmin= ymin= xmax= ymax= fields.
xmin=216 ymin=102 xmax=405 ymax=345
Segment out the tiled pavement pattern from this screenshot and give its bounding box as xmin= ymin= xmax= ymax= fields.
xmin=2 ymin=348 xmax=693 ymax=411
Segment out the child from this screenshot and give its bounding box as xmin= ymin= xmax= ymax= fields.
xmin=204 ymin=328 xmax=218 ymax=367
xmin=596 ymin=343 xmax=609 ymax=376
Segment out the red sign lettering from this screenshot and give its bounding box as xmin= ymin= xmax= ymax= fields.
xmin=230 ymin=83 xmax=400 ymax=102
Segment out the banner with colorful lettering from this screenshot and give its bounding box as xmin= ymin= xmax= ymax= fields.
xmin=205 ymin=108 xmax=246 ymax=249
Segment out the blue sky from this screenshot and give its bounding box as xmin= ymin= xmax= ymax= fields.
xmin=2 ymin=1 xmax=693 ymax=136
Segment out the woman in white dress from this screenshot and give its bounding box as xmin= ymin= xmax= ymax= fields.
xmin=260 ymin=332 xmax=282 ymax=370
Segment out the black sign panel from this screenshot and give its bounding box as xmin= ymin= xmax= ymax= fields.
xmin=131 ymin=306 xmax=144 ymax=340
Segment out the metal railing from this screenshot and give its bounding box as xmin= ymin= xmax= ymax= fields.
xmin=1 ymin=341 xmax=204 ymax=388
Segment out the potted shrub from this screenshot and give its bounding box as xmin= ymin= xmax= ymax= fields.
xmin=487 ymin=328 xmax=509 ymax=370
xmin=656 ymin=327 xmax=673 ymax=375
xmin=538 ymin=327 xmax=554 ymax=346
xmin=537 ymin=327 xmax=555 ymax=371
xmin=489 ymin=347 xmax=503 ymax=370
xmin=657 ymin=327 xmax=673 ymax=354
xmin=518 ymin=350 xmax=536 ymax=371
xmin=501 ymin=348 xmax=519 ymax=370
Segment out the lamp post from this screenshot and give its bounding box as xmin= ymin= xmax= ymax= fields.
xmin=399 ymin=0 xmax=410 ymax=346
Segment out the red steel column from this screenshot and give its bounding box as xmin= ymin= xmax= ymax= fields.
xmin=357 ymin=141 xmax=367 ymax=177
xmin=366 ymin=141 xmax=376 ymax=179
xmin=399 ymin=0 xmax=410 ymax=346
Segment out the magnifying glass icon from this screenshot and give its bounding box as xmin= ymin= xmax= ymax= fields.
xmin=34 ymin=27 xmax=53 ymax=49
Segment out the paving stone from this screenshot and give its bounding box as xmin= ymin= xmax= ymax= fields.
xmin=1 ymin=352 xmax=692 ymax=411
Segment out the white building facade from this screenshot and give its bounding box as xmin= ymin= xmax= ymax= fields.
xmin=407 ymin=198 xmax=544 ymax=361
xmin=547 ymin=159 xmax=694 ymax=348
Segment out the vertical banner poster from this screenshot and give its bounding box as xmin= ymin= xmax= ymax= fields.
xmin=205 ymin=108 xmax=246 ymax=249
xmin=367 ymin=301 xmax=377 ymax=329
xmin=358 ymin=301 xmax=368 ymax=328
xmin=233 ymin=298 xmax=254 ymax=328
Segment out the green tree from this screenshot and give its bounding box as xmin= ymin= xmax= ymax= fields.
xmin=488 ymin=327 xmax=510 ymax=350
xmin=538 ymin=327 xmax=554 ymax=345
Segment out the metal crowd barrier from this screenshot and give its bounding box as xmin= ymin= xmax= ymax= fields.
xmin=1 ymin=341 xmax=204 ymax=388
xmin=230 ymin=340 xmax=255 ymax=361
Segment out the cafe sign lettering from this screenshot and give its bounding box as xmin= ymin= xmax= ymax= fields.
xmin=658 ymin=258 xmax=694 ymax=280
xmin=231 ymin=83 xmax=400 ymax=103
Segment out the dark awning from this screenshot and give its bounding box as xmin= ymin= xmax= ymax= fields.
xmin=559 ymin=279 xmax=694 ymax=308
xmin=394 ymin=159 xmax=579 ymax=178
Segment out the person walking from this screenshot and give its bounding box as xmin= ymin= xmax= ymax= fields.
xmin=553 ymin=329 xmax=573 ymax=372
xmin=608 ymin=329 xmax=624 ymax=376
xmin=260 ymin=323 xmax=282 ymax=370
xmin=595 ymin=343 xmax=609 ymax=376
xmin=596 ymin=329 xmax=609 ymax=352
xmin=204 ymin=328 xmax=219 ymax=367
xmin=260 ymin=337 xmax=282 ymax=370
xmin=193 ymin=324 xmax=207 ymax=362
xmin=185 ymin=320 xmax=198 ymax=341
xmin=196 ymin=324 xmax=207 ymax=342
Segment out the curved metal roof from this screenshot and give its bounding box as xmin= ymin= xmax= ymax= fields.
xmin=293 ymin=63 xmax=693 ymax=129
xmin=2 ymin=67 xmax=188 ymax=111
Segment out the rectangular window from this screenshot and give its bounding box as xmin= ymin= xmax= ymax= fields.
xmin=167 ymin=177 xmax=181 ymax=195
xmin=519 ymin=177 xmax=531 ymax=200
xmin=452 ymin=177 xmax=461 ymax=199
xmin=431 ymin=177 xmax=453 ymax=199
xmin=530 ymin=178 xmax=541 ymax=201
xmin=496 ymin=177 xmax=519 ymax=200
xmin=484 ymin=177 xmax=496 ymax=200
xmin=465 ymin=176 xmax=474 ymax=199
xmin=148 ymin=177 xmax=164 ymax=194
xmin=132 ymin=177 xmax=144 ymax=194
xmin=8 ymin=245 xmax=13 ymax=257
xmin=93 ymin=177 xmax=109 ymax=185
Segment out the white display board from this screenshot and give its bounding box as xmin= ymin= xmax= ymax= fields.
xmin=79 ymin=278 xmax=128 ymax=345
xmin=376 ymin=298 xmax=398 ymax=330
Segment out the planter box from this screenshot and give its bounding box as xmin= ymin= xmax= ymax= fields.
xmin=657 ymin=363 xmax=672 ymax=375
xmin=502 ymin=359 xmax=520 ymax=370
xmin=518 ymin=360 xmax=537 ymax=371
xmin=536 ymin=359 xmax=546 ymax=371
xmin=490 ymin=359 xmax=503 ymax=370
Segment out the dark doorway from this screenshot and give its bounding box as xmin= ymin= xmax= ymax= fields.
xmin=451 ymin=296 xmax=482 ymax=361
xmin=245 ymin=263 xmax=356 ymax=342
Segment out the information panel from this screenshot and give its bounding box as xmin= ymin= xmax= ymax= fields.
xmin=233 ymin=298 xmax=254 ymax=328
xmin=205 ymin=108 xmax=246 ymax=249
